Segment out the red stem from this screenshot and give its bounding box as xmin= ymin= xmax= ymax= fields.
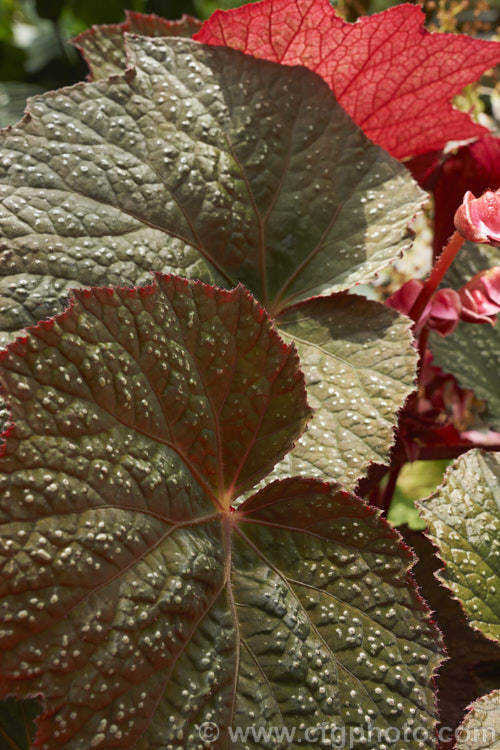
xmin=409 ymin=230 xmax=465 ymax=324
xmin=379 ymin=464 xmax=402 ymax=516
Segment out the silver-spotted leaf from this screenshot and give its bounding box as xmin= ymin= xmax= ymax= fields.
xmin=419 ymin=450 xmax=500 ymax=644
xmin=456 ymin=690 xmax=500 ymax=750
xmin=401 ymin=527 xmax=500 ymax=739
xmin=230 ymin=479 xmax=442 ymax=748
xmin=0 ymin=276 xmax=442 ymax=749
xmin=0 ymin=36 xmax=425 ymax=347
xmin=269 ymin=293 xmax=418 ymax=491
xmin=72 ymin=12 xmax=202 ymax=80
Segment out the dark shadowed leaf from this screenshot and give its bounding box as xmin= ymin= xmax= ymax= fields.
xmin=72 ymin=12 xmax=202 ymax=80
xmin=0 ymin=276 xmax=442 ymax=748
xmin=195 ymin=0 xmax=500 ymax=159
xmin=456 ymin=690 xmax=500 ymax=750
xmin=269 ymin=293 xmax=417 ymax=490
xmin=419 ymin=450 xmax=500 ymax=644
xmin=0 ymin=36 xmax=424 ymax=348
xmin=0 ymin=698 xmax=40 ymax=750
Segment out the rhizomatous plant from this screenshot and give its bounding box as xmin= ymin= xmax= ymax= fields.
xmin=0 ymin=1 xmax=499 ymax=748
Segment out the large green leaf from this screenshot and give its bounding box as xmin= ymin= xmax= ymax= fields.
xmin=72 ymin=12 xmax=203 ymax=81
xmin=456 ymin=690 xmax=500 ymax=750
xmin=419 ymin=449 xmax=500 ymax=644
xmin=0 ymin=36 xmax=424 ymax=348
xmin=0 ymin=276 xmax=442 ymax=748
xmin=269 ymin=294 xmax=417 ymax=491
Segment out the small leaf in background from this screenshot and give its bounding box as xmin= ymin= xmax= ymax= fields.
xmin=0 ymin=83 xmax=46 ymax=129
xmin=0 ymin=275 xmax=442 ymax=748
xmin=195 ymin=0 xmax=500 ymax=159
xmin=72 ymin=11 xmax=202 ymax=80
xmin=430 ymin=317 xmax=500 ymax=432
xmin=430 ymin=243 xmax=500 ymax=434
xmin=0 ymin=698 xmax=41 ymax=750
xmin=456 ymin=690 xmax=500 ymax=750
xmin=419 ymin=450 xmax=500 ymax=644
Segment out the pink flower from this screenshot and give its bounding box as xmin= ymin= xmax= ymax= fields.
xmin=385 ymin=278 xmax=425 ymax=317
xmin=459 ymin=266 xmax=500 ymax=324
xmin=454 ymin=190 xmax=500 ymax=245
xmin=385 ymin=280 xmax=461 ymax=336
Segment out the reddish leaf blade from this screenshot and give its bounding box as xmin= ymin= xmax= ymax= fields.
xmin=0 ymin=275 xmax=309 ymax=511
xmin=0 ymin=276 xmax=310 ymax=749
xmin=72 ymin=12 xmax=202 ymax=80
xmin=195 ymin=1 xmax=500 ymax=159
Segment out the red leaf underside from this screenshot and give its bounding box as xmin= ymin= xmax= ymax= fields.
xmin=195 ymin=0 xmax=500 ymax=159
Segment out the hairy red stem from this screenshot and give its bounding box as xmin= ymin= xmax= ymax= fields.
xmin=409 ymin=230 xmax=465 ymax=324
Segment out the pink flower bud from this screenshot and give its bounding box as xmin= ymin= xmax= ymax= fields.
xmin=385 ymin=279 xmax=426 ymax=317
xmin=459 ymin=266 xmax=500 ymax=324
xmin=454 ymin=190 xmax=500 ymax=245
xmin=425 ymin=288 xmax=462 ymax=336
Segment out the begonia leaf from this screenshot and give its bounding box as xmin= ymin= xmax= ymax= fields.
xmin=456 ymin=690 xmax=500 ymax=750
xmin=269 ymin=294 xmax=418 ymax=491
xmin=195 ymin=0 xmax=500 ymax=159
xmin=72 ymin=12 xmax=202 ymax=80
xmin=0 ymin=275 xmax=442 ymax=749
xmin=419 ymin=450 xmax=500 ymax=644
xmin=402 ymin=528 xmax=500 ymax=743
xmin=0 ymin=36 xmax=424 ymax=349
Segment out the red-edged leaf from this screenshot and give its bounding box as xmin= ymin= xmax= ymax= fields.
xmin=0 ymin=275 xmax=310 ymax=511
xmin=0 ymin=276 xmax=443 ymax=749
xmin=72 ymin=11 xmax=202 ymax=80
xmin=195 ymin=0 xmax=500 ymax=159
xmin=455 ymin=690 xmax=500 ymax=749
xmin=402 ymin=528 xmax=500 ymax=746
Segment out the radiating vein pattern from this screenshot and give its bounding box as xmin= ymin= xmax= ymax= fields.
xmin=231 ymin=479 xmax=442 ymax=749
xmin=0 ymin=275 xmax=310 ymax=749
